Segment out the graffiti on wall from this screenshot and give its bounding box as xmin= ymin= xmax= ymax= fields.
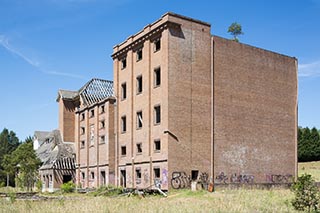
xmin=215 ymin=172 xmax=254 ymax=184
xmin=162 ymin=169 xmax=168 ymax=186
xmin=143 ymin=169 xmax=149 ymax=184
xmin=170 ymin=171 xmax=210 ymax=189
xmin=266 ymin=174 xmax=293 ymax=183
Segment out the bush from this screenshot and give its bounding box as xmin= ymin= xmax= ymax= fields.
xmin=36 ymin=180 xmax=42 ymax=192
xmin=91 ymin=185 xmax=123 ymax=197
xmin=60 ymin=181 xmax=75 ymax=193
xmin=291 ymin=174 xmax=320 ymax=212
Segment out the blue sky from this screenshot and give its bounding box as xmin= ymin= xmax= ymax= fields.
xmin=0 ymin=0 xmax=319 ymax=140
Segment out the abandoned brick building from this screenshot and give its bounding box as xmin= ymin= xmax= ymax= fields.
xmin=111 ymin=12 xmax=297 ymax=190
xmin=35 ymin=12 xmax=297 ymax=191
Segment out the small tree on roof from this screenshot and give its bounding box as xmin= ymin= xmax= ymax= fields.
xmin=228 ymin=22 xmax=244 ymax=42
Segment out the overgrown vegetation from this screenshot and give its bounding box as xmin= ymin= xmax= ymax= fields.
xmin=298 ymin=127 xmax=320 ymax=162
xmin=60 ymin=181 xmax=76 ymax=193
xmin=228 ymin=22 xmax=244 ymax=42
xmin=291 ymin=174 xmax=320 ymax=212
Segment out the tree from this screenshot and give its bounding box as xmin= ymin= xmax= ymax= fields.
xmin=2 ymin=140 xmax=41 ymax=191
xmin=228 ymin=22 xmax=244 ymax=42
xmin=0 ymin=128 xmax=20 ymax=186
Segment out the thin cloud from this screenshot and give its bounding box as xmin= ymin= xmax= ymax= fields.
xmin=299 ymin=60 xmax=320 ymax=77
xmin=0 ymin=35 xmax=86 ymax=80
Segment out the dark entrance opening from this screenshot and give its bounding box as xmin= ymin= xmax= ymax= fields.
xmin=191 ymin=170 xmax=199 ymax=181
xmin=120 ymin=170 xmax=126 ymax=188
xmin=63 ymin=175 xmax=72 ymax=183
xmin=101 ymin=171 xmax=106 ymax=186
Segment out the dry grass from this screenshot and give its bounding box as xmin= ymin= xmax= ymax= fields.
xmin=298 ymin=161 xmax=320 ymax=181
xmin=0 ymin=189 xmax=297 ymax=213
xmin=2 ymin=161 xmax=319 ymax=212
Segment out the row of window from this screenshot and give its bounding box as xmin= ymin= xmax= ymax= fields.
xmin=121 ymin=105 xmax=160 ymax=133
xmin=135 ymin=167 xmax=161 ymax=180
xmin=121 ymin=67 xmax=161 ymax=100
xmin=80 ymin=135 xmax=106 ymax=149
xmin=80 ymin=105 xmax=105 ymax=121
xmin=80 ymin=120 xmax=105 ymax=135
xmin=120 ymin=39 xmax=161 ymax=70
xmin=81 ymin=170 xmax=106 ymax=183
xmin=121 ymin=139 xmax=161 ymax=156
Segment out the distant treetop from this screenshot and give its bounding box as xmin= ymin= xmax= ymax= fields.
xmin=228 ymin=22 xmax=244 ymax=42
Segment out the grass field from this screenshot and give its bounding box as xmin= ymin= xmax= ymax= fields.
xmin=0 ymin=161 xmax=319 ymax=213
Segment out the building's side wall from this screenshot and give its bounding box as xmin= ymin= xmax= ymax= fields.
xmin=212 ymin=36 xmax=298 ymax=184
xmin=167 ymin=17 xmax=212 ymax=187
xmin=58 ymin=99 xmax=76 ymax=142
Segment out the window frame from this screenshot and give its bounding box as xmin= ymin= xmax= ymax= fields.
xmin=154 ymin=67 xmax=161 ymax=87
xmin=121 ymin=82 xmax=127 ymax=100
xmin=154 ymin=105 xmax=161 ymax=125
xmin=121 ymin=145 xmax=127 ymax=156
xmin=154 ymin=38 xmax=161 ymax=52
xmin=136 ymin=143 xmax=142 ymax=154
xmin=121 ymin=115 xmax=127 ymax=133
xmin=136 ymin=75 xmax=143 ymax=94
xmin=136 ymin=49 xmax=143 ymax=61
xmin=154 ymin=139 xmax=161 ymax=152
xmin=136 ymin=111 xmax=143 ymax=129
xmin=121 ymin=57 xmax=127 ymax=70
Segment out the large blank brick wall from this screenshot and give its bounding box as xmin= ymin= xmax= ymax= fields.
xmin=213 ymin=36 xmax=297 ymax=183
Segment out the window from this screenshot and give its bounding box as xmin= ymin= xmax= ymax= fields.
xmin=154 ymin=67 xmax=161 ymax=87
xmin=100 ymin=135 xmax=105 ymax=144
xmin=154 ymin=168 xmax=160 ymax=179
xmin=154 ymin=105 xmax=161 ymax=124
xmin=121 ymin=57 xmax=127 ymax=69
xmin=136 ymin=111 xmax=143 ymax=129
xmin=154 ymin=139 xmax=161 ymax=152
xmin=80 ymin=127 xmax=85 ymax=135
xmin=100 ymin=105 xmax=105 ymax=114
xmin=121 ymin=116 xmax=127 ymax=133
xmin=81 ymin=140 xmax=85 ymax=149
xmin=154 ymin=39 xmax=161 ymax=52
xmin=80 ymin=113 xmax=85 ymax=121
xmin=91 ymin=172 xmax=95 ymax=180
xmin=90 ymin=109 xmax=95 ymax=118
xmin=136 ymin=75 xmax=142 ymax=94
xmin=90 ymin=125 xmax=94 ymax=145
xmin=121 ymin=146 xmax=126 ymax=156
xmin=121 ymin=83 xmax=127 ymax=100
xmin=191 ymin=170 xmax=199 ymax=181
xmin=101 ymin=171 xmax=106 ymax=185
xmin=136 ymin=168 xmax=141 ymax=179
xmin=100 ymin=120 xmax=105 ymax=129
xmin=136 ymin=143 xmax=142 ymax=154
xmin=136 ymin=49 xmax=142 ymax=61
xmin=81 ymin=172 xmax=85 ymax=180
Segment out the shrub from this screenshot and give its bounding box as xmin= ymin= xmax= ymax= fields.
xmin=291 ymin=174 xmax=320 ymax=212
xmin=36 ymin=180 xmax=42 ymax=192
xmin=91 ymin=185 xmax=123 ymax=197
xmin=60 ymin=181 xmax=75 ymax=193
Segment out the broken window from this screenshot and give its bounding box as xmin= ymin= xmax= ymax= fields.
xmin=81 ymin=140 xmax=85 ymax=149
xmin=91 ymin=172 xmax=95 ymax=180
xmin=136 ymin=143 xmax=142 ymax=154
xmin=136 ymin=168 xmax=142 ymax=179
xmin=121 ymin=83 xmax=127 ymax=100
xmin=100 ymin=120 xmax=105 ymax=129
xmin=100 ymin=135 xmax=105 ymax=144
xmin=81 ymin=127 xmax=85 ymax=135
xmin=136 ymin=49 xmax=142 ymax=61
xmin=90 ymin=109 xmax=94 ymax=118
xmin=81 ymin=172 xmax=85 ymax=180
xmin=80 ymin=113 xmax=85 ymax=121
xmin=101 ymin=171 xmax=106 ymax=185
xmin=136 ymin=75 xmax=142 ymax=94
xmin=136 ymin=111 xmax=143 ymax=129
xmin=154 ymin=38 xmax=161 ymax=52
xmin=121 ymin=146 xmax=126 ymax=156
xmin=154 ymin=105 xmax=161 ymax=124
xmin=100 ymin=105 xmax=105 ymax=114
xmin=154 ymin=67 xmax=161 ymax=87
xmin=154 ymin=139 xmax=161 ymax=152
xmin=121 ymin=57 xmax=127 ymax=69
xmin=154 ymin=168 xmax=160 ymax=179
xmin=191 ymin=170 xmax=199 ymax=181
xmin=121 ymin=116 xmax=127 ymax=132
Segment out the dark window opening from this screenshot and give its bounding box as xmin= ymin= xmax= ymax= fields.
xmin=154 ymin=105 xmax=161 ymax=124
xmin=101 ymin=171 xmax=106 ymax=185
xmin=154 ymin=67 xmax=161 ymax=87
xmin=100 ymin=105 xmax=105 ymax=114
xmin=120 ymin=170 xmax=126 ymax=188
xmin=136 ymin=168 xmax=141 ymax=179
xmin=121 ymin=116 xmax=127 ymax=132
xmin=81 ymin=113 xmax=85 ymax=121
xmin=81 ymin=172 xmax=85 ymax=180
xmin=191 ymin=170 xmax=199 ymax=181
xmin=154 ymin=140 xmax=161 ymax=151
xmin=154 ymin=39 xmax=161 ymax=52
xmin=136 ymin=143 xmax=142 ymax=154
xmin=121 ymin=146 xmax=126 ymax=156
xmin=90 ymin=109 xmax=94 ymax=118
xmin=121 ymin=58 xmax=127 ymax=69
xmin=81 ymin=127 xmax=85 ymax=135
xmin=136 ymin=49 xmax=142 ymax=61
xmin=100 ymin=135 xmax=105 ymax=144
xmin=121 ymin=83 xmax=127 ymax=100
xmin=154 ymin=168 xmax=160 ymax=179
xmin=136 ymin=75 xmax=142 ymax=94
xmin=91 ymin=172 xmax=95 ymax=180
xmin=63 ymin=175 xmax=72 ymax=183
xmin=137 ymin=111 xmax=143 ymax=128
xmin=100 ymin=120 xmax=105 ymax=129
xmin=81 ymin=140 xmax=85 ymax=148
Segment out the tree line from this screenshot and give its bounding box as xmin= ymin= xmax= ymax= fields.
xmin=0 ymin=128 xmax=41 ymax=190
xmin=298 ymin=127 xmax=320 ymax=162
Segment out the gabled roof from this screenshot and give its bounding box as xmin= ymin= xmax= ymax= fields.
xmin=78 ymin=78 xmax=113 ymax=106
xmin=35 ymin=129 xmax=75 ymax=170
xmin=56 ymin=78 xmax=114 ymax=107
